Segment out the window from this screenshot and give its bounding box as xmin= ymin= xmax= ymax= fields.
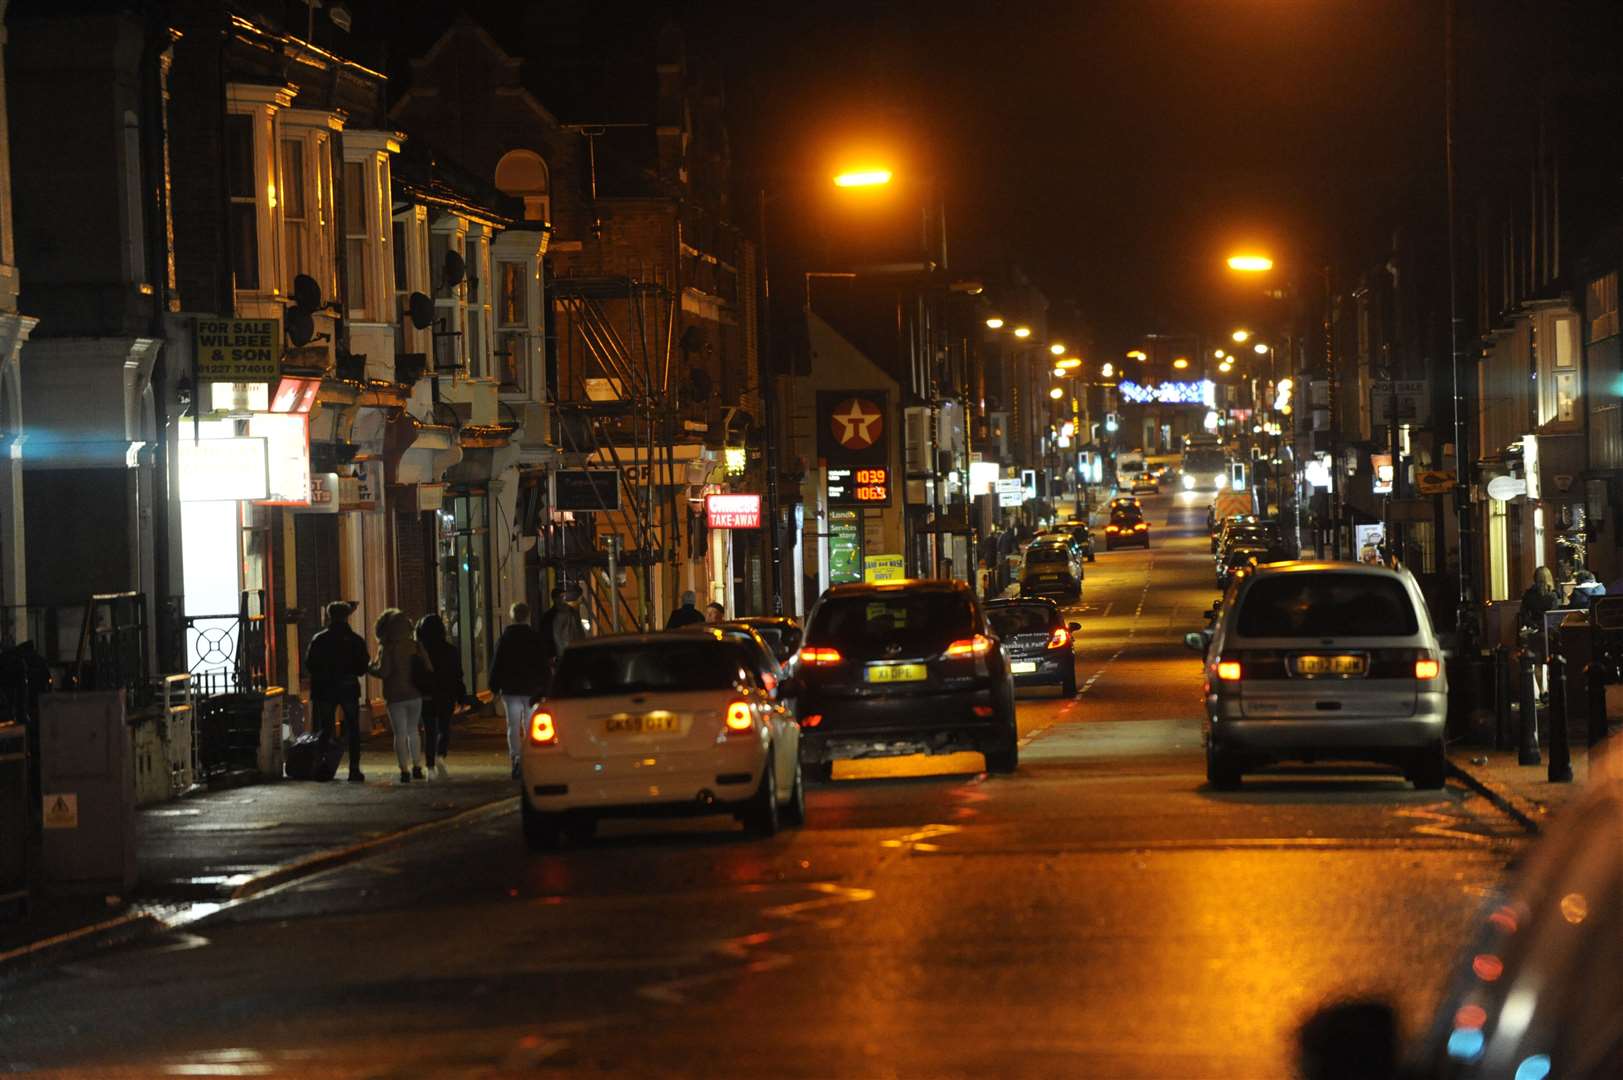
xmin=497 ymin=261 xmax=527 ymax=392
xmin=552 ymin=641 xmax=751 ymax=698
xmin=280 ymin=139 xmax=308 ymax=283
xmin=1235 ymin=573 xmax=1419 ymax=638
xmin=226 ymin=115 xmax=259 ymax=291
xmin=343 ymin=160 xmax=369 ymax=316
xmin=1536 ymin=310 xmax=1582 ymax=428
xmin=465 ymin=231 xmax=491 ymax=378
xmin=1590 ymin=272 xmax=1619 ymax=343
xmin=493 ymin=149 xmax=550 ymax=224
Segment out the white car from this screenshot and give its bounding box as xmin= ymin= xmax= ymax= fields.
xmin=520 ymin=630 xmax=804 ymax=849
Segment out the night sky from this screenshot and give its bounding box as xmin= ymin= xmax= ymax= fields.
xmin=351 ymin=0 xmax=1619 ymax=355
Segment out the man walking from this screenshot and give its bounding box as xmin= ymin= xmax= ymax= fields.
xmin=538 ymin=582 xmax=587 ymax=668
xmin=304 ymin=601 xmax=372 ymax=782
xmin=489 ymin=602 xmax=546 ymax=779
xmin=665 ymin=589 xmax=706 ymax=629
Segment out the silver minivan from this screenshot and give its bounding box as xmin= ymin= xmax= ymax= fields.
xmin=1186 ymin=561 xmax=1447 ymax=789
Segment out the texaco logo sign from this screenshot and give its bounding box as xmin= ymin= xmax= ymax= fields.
xmin=830 ymin=398 xmax=884 ymax=451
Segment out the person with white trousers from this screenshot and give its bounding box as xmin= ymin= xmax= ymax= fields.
xmin=369 ymin=608 xmax=431 ymax=783
xmin=488 ymin=601 xmax=548 ymax=778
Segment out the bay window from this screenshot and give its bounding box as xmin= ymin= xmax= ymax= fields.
xmin=224 ymin=83 xmax=295 ymax=309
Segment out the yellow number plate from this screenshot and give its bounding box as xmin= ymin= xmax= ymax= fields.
xmin=605 ymin=713 xmax=682 ymax=734
xmin=866 ymin=663 xmax=928 ymax=684
xmin=1294 ymin=654 xmax=1367 ymax=677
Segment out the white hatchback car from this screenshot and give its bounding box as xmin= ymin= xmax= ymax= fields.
xmin=1188 ymin=561 xmax=1448 ymax=790
xmin=520 ymin=630 xmax=804 ymax=849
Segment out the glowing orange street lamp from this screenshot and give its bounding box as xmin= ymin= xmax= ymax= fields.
xmin=1048 ymin=387 xmax=1065 ymax=400
xmin=1231 ymin=329 xmax=1251 ymax=344
xmin=1172 ymin=357 xmax=1190 ymax=370
xmin=1049 ymin=343 xmax=1066 ymax=356
xmin=1056 ymin=356 xmax=1083 ymax=370
xmin=1227 ymin=254 xmax=1274 ymax=272
xmin=1013 ymin=326 xmax=1032 ymax=339
xmin=1126 ymin=350 xmax=1147 ymax=360
xmin=833 ymin=168 xmax=893 ymax=188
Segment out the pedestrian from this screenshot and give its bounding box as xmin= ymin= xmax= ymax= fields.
xmin=304 ymin=601 xmax=372 ymax=783
xmin=414 ymin=613 xmax=464 ymax=780
xmin=1569 ymin=569 xmax=1605 ymax=610
xmin=705 ymin=601 xmax=725 ymax=624
xmin=538 ymin=582 xmax=587 ymax=665
xmin=1519 ymin=566 xmax=1560 ymax=700
xmin=665 ymin=589 xmax=706 ymax=628
xmin=489 ymin=601 xmax=547 ymax=779
xmin=368 ymin=608 xmax=432 ymax=784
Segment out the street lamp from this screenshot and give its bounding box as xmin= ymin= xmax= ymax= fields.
xmin=1048 ymin=387 xmax=1064 ymax=400
xmin=1100 ymin=362 xmax=1114 ymax=378
xmin=832 ymin=168 xmax=893 ymax=188
xmin=1253 ymin=342 xmax=1268 ymax=355
xmin=1126 ymin=350 xmax=1147 ymax=361
xmin=1013 ymin=326 xmax=1032 ymax=339
xmin=1049 ymin=343 xmax=1066 ymax=356
xmin=1056 ymin=356 xmax=1082 ymax=370
xmin=1214 ymin=349 xmax=1226 ymax=359
xmin=985 ymin=316 xmax=1004 ymax=329
xmin=1172 ymin=357 xmax=1189 ymax=370
xmin=1227 ymin=254 xmax=1274 ymax=272
xmin=1231 ymin=329 xmax=1251 ymax=344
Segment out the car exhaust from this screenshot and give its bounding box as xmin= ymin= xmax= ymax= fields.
xmin=695 ymin=789 xmax=717 ymax=806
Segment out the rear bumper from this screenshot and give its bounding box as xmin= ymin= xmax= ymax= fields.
xmin=1020 ymin=581 xmax=1081 ymax=599
xmin=520 ymin=740 xmax=765 ymax=814
xmin=1009 ymin=652 xmax=1075 ymax=686
xmin=797 ymin=685 xmax=1010 ymax=762
xmin=1208 ymin=691 xmax=1447 ymax=758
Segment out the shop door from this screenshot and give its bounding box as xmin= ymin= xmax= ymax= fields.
xmin=294 ymin=514 xmax=342 ymax=671
xmin=439 ymin=494 xmax=492 ymax=692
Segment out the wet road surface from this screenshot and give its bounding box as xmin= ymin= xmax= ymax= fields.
xmin=0 ymin=491 xmax=1526 ymax=1078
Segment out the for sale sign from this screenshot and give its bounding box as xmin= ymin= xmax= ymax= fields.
xmin=197 ymin=318 xmax=280 ymax=381
xmin=706 ymin=493 xmax=761 ymax=529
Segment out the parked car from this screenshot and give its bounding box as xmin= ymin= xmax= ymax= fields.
xmin=520 ymin=631 xmax=804 ymax=848
xmin=706 ymin=621 xmax=788 ymax=697
xmin=1021 ymin=540 xmax=1083 ymax=602
xmin=1104 ymin=506 xmax=1150 ymax=550
xmin=727 ymin=616 xmax=802 ymax=665
xmin=1131 ymin=471 xmax=1160 ymax=494
xmin=1186 ymin=561 xmax=1446 ymax=790
xmin=986 ymin=597 xmax=1079 ymax=696
xmin=789 ymin=580 xmax=1019 ymax=779
xmin=1299 ymin=739 xmax=1623 ymax=1079
xmin=1217 ymin=545 xmax=1268 ymax=588
xmin=1212 ymin=512 xmax=1260 ymax=553
xmin=1057 ymin=520 xmax=1097 ymax=562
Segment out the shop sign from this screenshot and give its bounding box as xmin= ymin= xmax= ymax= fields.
xmin=1415 ymin=469 xmax=1457 ymax=495
xmin=864 ymin=554 xmax=906 ymax=583
xmin=1486 ymin=475 xmax=1527 ymax=501
xmin=177 ymin=436 xmax=269 ymax=502
xmin=249 ymin=412 xmax=312 ymax=505
xmin=817 ymin=390 xmax=890 ymax=468
xmin=196 ymin=318 xmax=280 ymax=381
xmin=706 ymin=493 xmax=761 ymax=529
xmin=343 ymin=460 xmax=381 ymax=511
xmin=827 ymin=465 xmax=891 ymax=506
xmin=554 ymin=468 xmax=620 ymax=512
xmin=301 ymin=472 xmax=341 ymax=513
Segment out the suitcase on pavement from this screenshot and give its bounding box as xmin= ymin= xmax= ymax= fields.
xmin=284 ymin=732 xmax=343 ymax=781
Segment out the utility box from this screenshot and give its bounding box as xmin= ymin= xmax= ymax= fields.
xmin=39 ymin=691 xmax=136 ymax=895
xmin=0 ymin=722 xmax=28 ymax=918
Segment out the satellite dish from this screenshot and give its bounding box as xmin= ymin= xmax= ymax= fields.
xmin=407 ymin=291 xmax=435 ymax=330
xmin=286 ymin=308 xmax=316 ymax=348
xmin=291 ymin=273 xmax=322 ymax=312
xmin=442 ymin=249 xmax=466 ymax=288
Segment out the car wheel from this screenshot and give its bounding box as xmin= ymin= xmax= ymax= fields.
xmin=1061 ymin=669 xmax=1077 ymax=697
xmin=983 ymin=707 xmax=1020 ymax=774
xmin=521 ymin=797 xmax=562 ymax=851
xmin=781 ymin=758 xmax=806 ymax=827
xmin=1206 ymin=742 xmax=1242 ymax=789
xmin=1406 ymin=741 xmax=1447 ymax=790
xmin=743 ymin=756 xmax=781 ymax=837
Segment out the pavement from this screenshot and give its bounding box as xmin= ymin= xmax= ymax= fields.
xmin=0 ymin=708 xmax=517 ymax=976
xmin=1445 ymin=731 xmax=1595 ymax=834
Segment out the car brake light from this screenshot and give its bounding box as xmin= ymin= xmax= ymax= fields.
xmin=1215 ymin=660 xmax=1242 ymax=681
xmin=1106 ymin=525 xmax=1120 ymax=533
xmin=725 ymin=701 xmax=753 ymax=733
xmin=1134 ymin=522 xmax=1147 ymax=530
xmin=1415 ymin=658 xmax=1441 ymax=680
xmin=801 ymin=714 xmax=822 ymax=728
xmin=945 ymin=634 xmax=993 ymax=658
xmin=799 ymin=646 xmax=843 ymax=665
xmin=529 ymin=707 xmax=558 ymax=745
xmin=1048 ymin=626 xmax=1071 ymax=649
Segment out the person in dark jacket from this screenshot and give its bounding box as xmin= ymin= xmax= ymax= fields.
xmin=666 ymin=590 xmax=706 ymax=628
xmin=415 ymin=613 xmax=464 ymax=780
xmin=488 ymin=602 xmax=547 ymax=777
xmin=304 ymin=601 xmax=373 ymax=782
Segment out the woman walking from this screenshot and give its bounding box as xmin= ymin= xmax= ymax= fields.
xmin=415 ymin=613 xmax=464 ymax=780
xmin=369 ymin=609 xmax=431 ymax=783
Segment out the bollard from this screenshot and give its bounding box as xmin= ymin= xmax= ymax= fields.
xmin=1546 ymin=653 xmax=1572 ymax=782
xmin=1517 ymin=648 xmax=1542 ymax=766
xmin=1494 ymin=644 xmax=1513 ymax=751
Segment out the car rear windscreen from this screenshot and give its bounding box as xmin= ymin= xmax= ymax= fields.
xmin=1235 ymin=574 xmax=1419 ymax=638
xmin=552 ymin=640 xmax=750 ymax=697
xmin=988 ymin=605 xmax=1055 ymax=637
xmin=807 ymin=592 xmax=978 ymax=655
xmin=1025 ymin=548 xmax=1070 ymax=566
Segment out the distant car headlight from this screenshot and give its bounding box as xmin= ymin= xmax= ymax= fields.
xmin=1214 ymin=475 xmax=1227 ymax=490
xmin=1182 ymin=475 xmax=1195 ymax=490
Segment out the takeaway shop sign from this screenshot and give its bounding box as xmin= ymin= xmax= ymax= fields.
xmin=197 ymin=318 xmax=280 ymax=381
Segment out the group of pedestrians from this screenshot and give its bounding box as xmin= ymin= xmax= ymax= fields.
xmin=304 ymin=600 xmax=466 ymax=785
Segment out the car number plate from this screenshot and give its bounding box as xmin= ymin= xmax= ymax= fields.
xmin=1011 ymin=661 xmax=1038 ymax=674
xmin=866 ymin=663 xmax=928 ymax=684
xmin=1293 ymin=654 xmax=1367 ymax=677
xmin=605 ymin=713 xmax=682 ymax=734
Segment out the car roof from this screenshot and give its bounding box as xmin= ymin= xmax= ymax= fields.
xmin=730 ymin=615 xmax=800 ymax=629
xmin=1239 ymin=559 xmax=1411 ymax=581
xmin=571 ymin=629 xmax=732 ymax=649
xmin=821 ymin=578 xmax=972 ymax=598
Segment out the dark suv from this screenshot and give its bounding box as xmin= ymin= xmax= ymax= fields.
xmin=1105 ymin=506 xmax=1150 ymax=549
xmin=790 ymin=580 xmax=1019 ymax=779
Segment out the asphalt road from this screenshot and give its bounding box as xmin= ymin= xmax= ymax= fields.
xmin=0 ymin=490 xmax=1527 ymax=1079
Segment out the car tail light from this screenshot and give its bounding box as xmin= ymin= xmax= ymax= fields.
xmin=1215 ymin=660 xmax=1243 ymax=681
xmin=800 ymin=713 xmax=823 ymax=728
xmin=945 ymin=634 xmax=993 ymax=659
xmin=1048 ymin=626 xmax=1071 ymax=649
xmin=799 ymin=646 xmax=843 ymax=666
xmin=529 ymin=707 xmax=558 ymax=746
xmin=1106 ymin=525 xmax=1120 ymax=533
xmin=972 ymin=705 xmax=995 ymax=717
xmin=725 ymin=701 xmax=753 ymax=733
xmin=1415 ymin=657 xmax=1441 ymax=680
xmin=1134 ymin=522 xmax=1148 ymax=531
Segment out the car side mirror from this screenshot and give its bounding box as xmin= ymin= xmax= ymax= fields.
xmin=1297 ymin=1000 xmax=1399 ymax=1080
xmin=1184 ymin=632 xmax=1207 ymax=652
xmin=1068 ymin=622 xmax=1081 ymax=632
